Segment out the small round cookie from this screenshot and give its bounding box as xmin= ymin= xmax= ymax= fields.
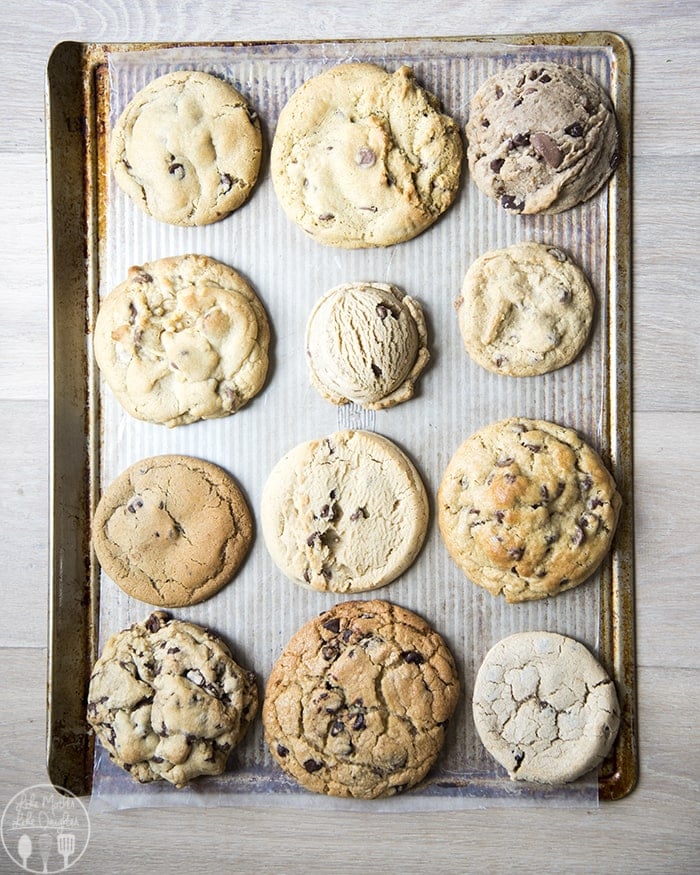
xmin=455 ymin=242 xmax=595 ymax=376
xmin=87 ymin=611 xmax=258 ymax=787
xmin=466 ymin=62 xmax=618 ymax=214
xmin=305 ymin=282 xmax=429 ymax=409
xmin=263 ymin=599 xmax=460 ymax=798
xmin=271 ymin=62 xmax=463 ymax=248
xmin=437 ymin=418 xmax=621 ymax=602
xmin=110 ymin=70 xmax=262 ymax=226
xmin=94 ymin=254 xmax=270 ymax=428
xmin=93 ymin=455 xmax=252 ymax=607
xmin=472 ymin=631 xmax=620 ymax=784
xmin=261 ymin=430 xmax=428 ymax=593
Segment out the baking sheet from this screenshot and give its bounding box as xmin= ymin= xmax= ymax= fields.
xmin=47 ymin=34 xmax=636 ymax=808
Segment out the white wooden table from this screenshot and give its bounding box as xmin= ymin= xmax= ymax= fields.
xmin=1 ymin=2 xmax=698 ymax=872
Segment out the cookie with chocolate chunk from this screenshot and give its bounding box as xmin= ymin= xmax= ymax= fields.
xmin=262 ymin=599 xmax=460 ymax=798
xmin=437 ymin=418 xmax=621 ymax=602
xmin=87 ymin=612 xmax=258 ymax=787
xmin=110 ymin=70 xmax=262 ymax=226
xmin=271 ymin=62 xmax=463 ymax=247
xmin=466 ymin=62 xmax=618 ymax=214
xmin=93 ymin=454 xmax=252 ymax=607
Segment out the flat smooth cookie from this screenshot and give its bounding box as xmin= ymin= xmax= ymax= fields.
xmin=94 ymin=254 xmax=270 ymax=427
xmin=472 ymin=631 xmax=620 ymax=784
xmin=305 ymin=282 xmax=429 ymax=409
xmin=271 ymin=62 xmax=463 ymax=247
xmin=110 ymin=70 xmax=262 ymax=226
xmin=93 ymin=455 xmax=252 ymax=607
xmin=87 ymin=611 xmax=258 ymax=787
xmin=455 ymin=242 xmax=595 ymax=376
xmin=263 ymin=599 xmax=460 ymax=798
xmin=466 ymin=61 xmax=618 ymax=214
xmin=438 ymin=418 xmax=621 ymax=602
xmin=261 ymin=430 xmax=428 ymax=593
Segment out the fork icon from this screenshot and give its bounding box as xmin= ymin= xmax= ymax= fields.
xmin=57 ymin=834 xmax=75 ymax=870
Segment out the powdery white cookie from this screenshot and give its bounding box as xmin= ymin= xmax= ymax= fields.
xmin=261 ymin=430 xmax=428 ymax=593
xmin=94 ymin=254 xmax=270 ymax=427
xmin=110 ymin=70 xmax=262 ymax=226
xmin=466 ymin=62 xmax=618 ymax=214
xmin=93 ymin=455 xmax=252 ymax=607
xmin=455 ymin=242 xmax=595 ymax=376
xmin=437 ymin=418 xmax=621 ymax=602
xmin=472 ymin=631 xmax=620 ymax=784
xmin=271 ymin=62 xmax=463 ymax=248
xmin=87 ymin=611 xmax=258 ymax=787
xmin=305 ymin=282 xmax=429 ymax=409
xmin=263 ymin=599 xmax=460 ymax=798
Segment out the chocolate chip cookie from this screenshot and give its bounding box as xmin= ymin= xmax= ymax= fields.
xmin=261 ymin=430 xmax=429 ymax=593
xmin=472 ymin=631 xmax=620 ymax=784
xmin=305 ymin=282 xmax=429 ymax=409
xmin=437 ymin=418 xmax=621 ymax=602
xmin=262 ymin=600 xmax=460 ymax=798
xmin=94 ymin=254 xmax=270 ymax=428
xmin=466 ymin=62 xmax=618 ymax=214
xmin=93 ymin=455 xmax=252 ymax=607
xmin=110 ymin=70 xmax=262 ymax=226
xmin=455 ymin=242 xmax=595 ymax=376
xmin=271 ymin=62 xmax=463 ymax=247
xmin=87 ymin=611 xmax=258 ymax=787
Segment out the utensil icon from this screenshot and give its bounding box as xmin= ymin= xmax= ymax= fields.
xmin=17 ymin=834 xmax=32 ymax=870
xmin=38 ymin=833 xmax=52 ymax=873
xmin=57 ymin=833 xmax=75 ymax=870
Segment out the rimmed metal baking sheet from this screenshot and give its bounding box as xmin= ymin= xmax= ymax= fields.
xmin=47 ymin=33 xmax=635 ymax=805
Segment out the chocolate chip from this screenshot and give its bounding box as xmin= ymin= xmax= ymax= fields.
xmin=481 ymin=118 xmax=490 ymax=128
xmin=126 ymin=496 xmax=144 ymax=513
xmin=501 ymin=194 xmax=524 ymax=212
xmin=507 ymin=546 xmax=525 ymax=560
xmin=318 ymin=213 xmax=335 ymax=221
xmin=306 ymin=531 xmax=322 ymax=547
xmin=513 ymin=98 xmax=523 ymax=108
xmin=321 ymin=645 xmax=338 ymax=661
xmin=539 ymin=74 xmax=552 ymax=83
xmin=402 ymin=651 xmax=425 ymax=665
xmin=610 ymin=150 xmax=620 ymax=170
xmin=319 ymin=504 xmax=336 ymax=521
xmin=524 ymin=443 xmax=541 ymax=453
xmin=541 ymin=485 xmax=549 ymax=501
xmin=303 ymin=759 xmax=323 ymax=773
xmin=132 ymin=272 xmax=152 ymax=284
xmin=168 ymin=162 xmax=185 ymax=179
xmin=531 ymin=132 xmax=563 ymax=168
xmin=220 ymin=172 xmax=233 ymax=192
xmin=495 ymin=85 xmax=503 ymax=99
xmin=322 ymin=617 xmax=341 ymax=634
xmin=494 ymin=510 xmax=505 ymax=523
xmin=376 ymin=302 xmax=397 ymax=319
xmin=352 ymin=713 xmax=366 ymax=731
xmin=144 ymin=614 xmax=162 ymax=633
xmin=321 ymin=567 xmax=332 ymax=581
xmin=510 ymin=131 xmax=531 ymax=148
xmin=330 ymin=720 xmax=344 ymax=736
xmin=355 ymin=146 xmax=376 ymax=167
xmin=513 ymin=750 xmax=525 ymax=770
xmin=490 ymin=158 xmax=505 ymax=174
xmin=350 ymin=507 xmax=368 ymax=521
xmin=496 ymin=457 xmax=515 ymax=467
xmin=277 ymin=744 xmax=289 ymax=757
xmin=371 ymin=363 xmax=382 ymax=378
xmin=565 ymin=122 xmax=584 ymax=138
xmin=572 ymin=525 xmax=586 ymax=547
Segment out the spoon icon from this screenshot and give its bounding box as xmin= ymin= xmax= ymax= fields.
xmin=17 ymin=834 xmax=32 ymax=870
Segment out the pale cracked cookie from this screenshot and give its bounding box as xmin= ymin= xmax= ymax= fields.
xmin=93 ymin=455 xmax=252 ymax=607
xmin=263 ymin=599 xmax=460 ymax=798
xmin=110 ymin=70 xmax=262 ymax=226
xmin=87 ymin=611 xmax=258 ymax=787
xmin=455 ymin=242 xmax=595 ymax=376
xmin=261 ymin=430 xmax=428 ymax=593
xmin=94 ymin=254 xmax=270 ymax=427
xmin=472 ymin=631 xmax=620 ymax=784
xmin=271 ymin=62 xmax=463 ymax=248
xmin=466 ymin=62 xmax=618 ymax=214
xmin=305 ymin=282 xmax=429 ymax=409
xmin=437 ymin=418 xmax=621 ymax=602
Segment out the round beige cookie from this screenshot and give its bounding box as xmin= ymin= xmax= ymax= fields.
xmin=437 ymin=418 xmax=621 ymax=602
xmin=305 ymin=282 xmax=429 ymax=409
xmin=93 ymin=455 xmax=253 ymax=607
xmin=261 ymin=430 xmax=428 ymax=593
xmin=87 ymin=611 xmax=258 ymax=787
xmin=94 ymin=254 xmax=270 ymax=428
xmin=271 ymin=62 xmax=463 ymax=248
xmin=263 ymin=599 xmax=460 ymax=798
xmin=472 ymin=631 xmax=620 ymax=784
xmin=455 ymin=242 xmax=595 ymax=376
xmin=110 ymin=70 xmax=262 ymax=226
xmin=466 ymin=61 xmax=618 ymax=214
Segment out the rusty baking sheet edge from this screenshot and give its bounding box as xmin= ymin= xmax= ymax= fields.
xmin=46 ymin=34 xmax=636 ymax=801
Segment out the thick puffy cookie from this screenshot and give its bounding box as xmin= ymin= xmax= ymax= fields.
xmin=263 ymin=600 xmax=460 ymax=798
xmin=305 ymin=282 xmax=429 ymax=409
xmin=93 ymin=455 xmax=252 ymax=607
xmin=466 ymin=62 xmax=618 ymax=214
xmin=87 ymin=611 xmax=258 ymax=787
xmin=94 ymin=254 xmax=270 ymax=427
xmin=261 ymin=430 xmax=428 ymax=593
xmin=437 ymin=418 xmax=621 ymax=602
xmin=110 ymin=70 xmax=262 ymax=226
xmin=472 ymin=631 xmax=620 ymax=784
xmin=455 ymin=242 xmax=595 ymax=376
xmin=271 ymin=62 xmax=463 ymax=247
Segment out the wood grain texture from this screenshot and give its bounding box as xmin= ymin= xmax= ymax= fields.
xmin=1 ymin=1 xmax=699 ymax=873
